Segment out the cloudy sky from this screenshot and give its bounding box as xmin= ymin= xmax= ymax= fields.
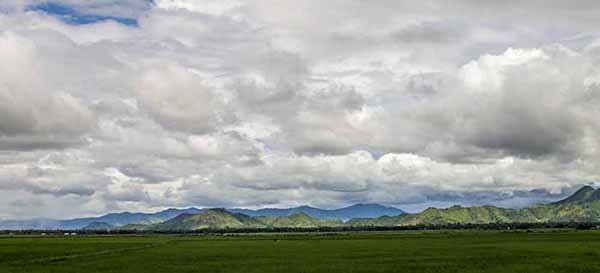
xmin=1 ymin=0 xmax=600 ymax=219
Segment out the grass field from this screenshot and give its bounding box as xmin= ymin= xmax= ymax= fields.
xmin=2 ymin=230 xmax=600 ymax=273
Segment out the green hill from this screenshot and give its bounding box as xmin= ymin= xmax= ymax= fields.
xmin=153 ymin=209 xmax=265 ymax=230
xmin=254 ymin=213 xmax=343 ymax=228
xmin=348 ymin=205 xmax=518 ymax=226
xmin=350 ymin=186 xmax=600 ymax=226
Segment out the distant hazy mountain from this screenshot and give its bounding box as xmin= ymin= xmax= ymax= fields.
xmin=0 ymin=218 xmax=63 ymax=230
xmin=0 ymin=204 xmax=402 ymax=230
xmin=83 ymin=221 xmax=114 ymax=230
xmin=0 ymin=208 xmax=203 ymax=230
xmin=230 ymin=204 xmax=405 ymax=220
xmin=58 ymin=207 xmax=204 ymax=229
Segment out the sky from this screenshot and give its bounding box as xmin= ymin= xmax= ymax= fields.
xmin=1 ymin=0 xmax=600 ymax=219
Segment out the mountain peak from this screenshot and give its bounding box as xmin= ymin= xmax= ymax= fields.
xmin=553 ymin=185 xmax=600 ymax=205
xmin=154 ymin=208 xmax=257 ymax=230
xmin=205 ymin=208 xmax=229 ymax=213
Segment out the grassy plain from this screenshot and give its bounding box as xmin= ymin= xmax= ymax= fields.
xmin=1 ymin=230 xmax=600 ymax=273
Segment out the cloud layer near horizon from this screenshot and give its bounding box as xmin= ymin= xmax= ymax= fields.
xmin=1 ymin=0 xmax=600 ymax=219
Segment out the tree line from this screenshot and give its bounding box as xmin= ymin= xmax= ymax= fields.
xmin=2 ymin=222 xmax=600 ymax=236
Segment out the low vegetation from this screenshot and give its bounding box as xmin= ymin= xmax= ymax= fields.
xmin=2 ymin=230 xmax=600 ymax=273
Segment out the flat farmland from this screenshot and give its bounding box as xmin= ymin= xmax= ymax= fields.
xmin=2 ymin=230 xmax=600 ymax=273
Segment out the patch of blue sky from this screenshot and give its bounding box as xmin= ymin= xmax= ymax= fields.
xmin=27 ymin=2 xmax=143 ymax=26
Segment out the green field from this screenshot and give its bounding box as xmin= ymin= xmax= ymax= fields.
xmin=2 ymin=230 xmax=600 ymax=273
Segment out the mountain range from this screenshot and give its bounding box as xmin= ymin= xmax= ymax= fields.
xmin=229 ymin=203 xmax=403 ymax=220
xmin=121 ymin=209 xmax=345 ymax=231
xmin=109 ymin=186 xmax=600 ymax=231
xmin=3 ymin=186 xmax=600 ymax=230
xmin=349 ymin=185 xmax=600 ymax=226
xmin=0 ymin=203 xmax=403 ymax=230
